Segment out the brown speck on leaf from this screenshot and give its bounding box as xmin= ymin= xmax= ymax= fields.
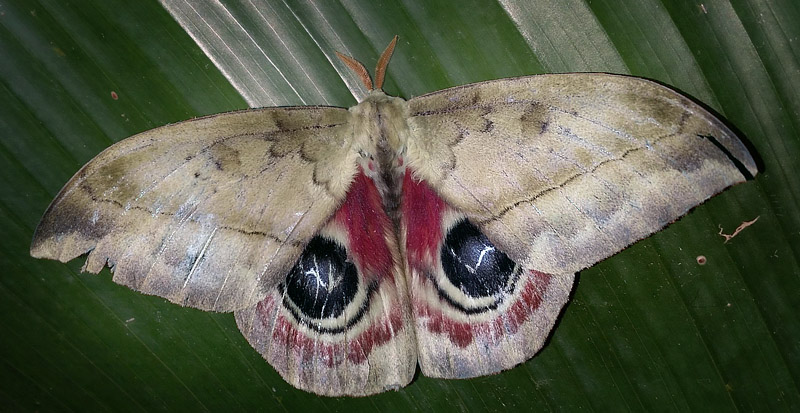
xmin=696 ymin=255 xmax=707 ymax=265
xmin=718 ymin=216 xmax=759 ymax=243
xmin=111 ymin=91 xmax=119 ymax=100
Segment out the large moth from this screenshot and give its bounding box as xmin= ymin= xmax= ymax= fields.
xmin=30 ymin=37 xmax=756 ymax=396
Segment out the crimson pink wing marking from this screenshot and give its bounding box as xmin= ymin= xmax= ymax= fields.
xmin=401 ymin=170 xmax=574 ymax=378
xmin=234 ymin=169 xmax=416 ymax=397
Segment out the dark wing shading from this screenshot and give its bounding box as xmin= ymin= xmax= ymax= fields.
xmin=406 ymin=73 xmax=757 ymax=275
xmin=31 ymin=107 xmax=356 ymax=312
xmin=235 ymin=170 xmax=416 ymax=396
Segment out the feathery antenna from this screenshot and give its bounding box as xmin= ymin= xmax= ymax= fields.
xmin=336 ymin=36 xmax=398 ymax=91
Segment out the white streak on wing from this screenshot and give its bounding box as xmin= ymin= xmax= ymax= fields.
xmin=326 ymin=260 xmax=340 ymax=292
xmin=256 ymin=202 xmax=314 ymax=325
xmin=475 ymin=245 xmax=494 ymax=269
xmin=308 ymin=256 xmax=325 ymax=287
xmin=139 ymin=198 xmax=201 ymax=289
xmin=184 ymin=226 xmax=218 ymax=288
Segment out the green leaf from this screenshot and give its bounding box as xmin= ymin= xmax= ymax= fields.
xmin=2 ymin=0 xmax=798 ymax=410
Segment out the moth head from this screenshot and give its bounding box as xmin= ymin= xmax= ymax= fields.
xmin=336 ymin=35 xmax=398 ymax=92
xmin=348 ymin=92 xmax=409 ymax=176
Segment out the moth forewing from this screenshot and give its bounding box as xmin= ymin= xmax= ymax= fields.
xmin=405 ymin=73 xmax=756 ymax=275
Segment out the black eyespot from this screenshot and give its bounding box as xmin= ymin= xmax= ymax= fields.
xmin=440 ymin=219 xmax=516 ymax=299
xmin=284 ymin=236 xmax=359 ymax=319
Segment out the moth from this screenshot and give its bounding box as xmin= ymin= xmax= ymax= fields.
xmin=31 ymin=37 xmax=756 ymax=396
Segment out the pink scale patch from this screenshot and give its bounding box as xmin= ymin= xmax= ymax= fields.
xmin=412 ymin=271 xmax=551 ymax=347
xmin=260 ymin=300 xmax=404 ymax=368
xmin=401 ymin=171 xmax=447 ymax=266
xmin=347 ymin=309 xmax=404 ymax=364
xmin=401 ymin=171 xmax=553 ymax=347
xmin=334 ymin=169 xmax=394 ymax=281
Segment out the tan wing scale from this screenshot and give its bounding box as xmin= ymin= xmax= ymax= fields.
xmin=31 ymin=107 xmax=355 ymax=312
xmin=405 ymin=73 xmax=756 ymax=275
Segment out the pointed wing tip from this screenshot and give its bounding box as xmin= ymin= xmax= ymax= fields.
xmin=743 ymin=160 xmax=758 ymax=181
xmin=741 ymin=149 xmax=759 ymax=180
xmin=29 ymin=245 xmax=47 ymax=260
xmin=697 ymin=132 xmax=759 ymax=182
xmin=29 ymin=225 xmax=94 ymax=264
xmin=29 ymin=246 xmax=51 ymax=260
xmin=29 ymin=233 xmax=61 ymax=261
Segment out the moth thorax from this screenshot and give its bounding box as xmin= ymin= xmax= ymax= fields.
xmin=353 ymin=93 xmax=409 ymax=226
